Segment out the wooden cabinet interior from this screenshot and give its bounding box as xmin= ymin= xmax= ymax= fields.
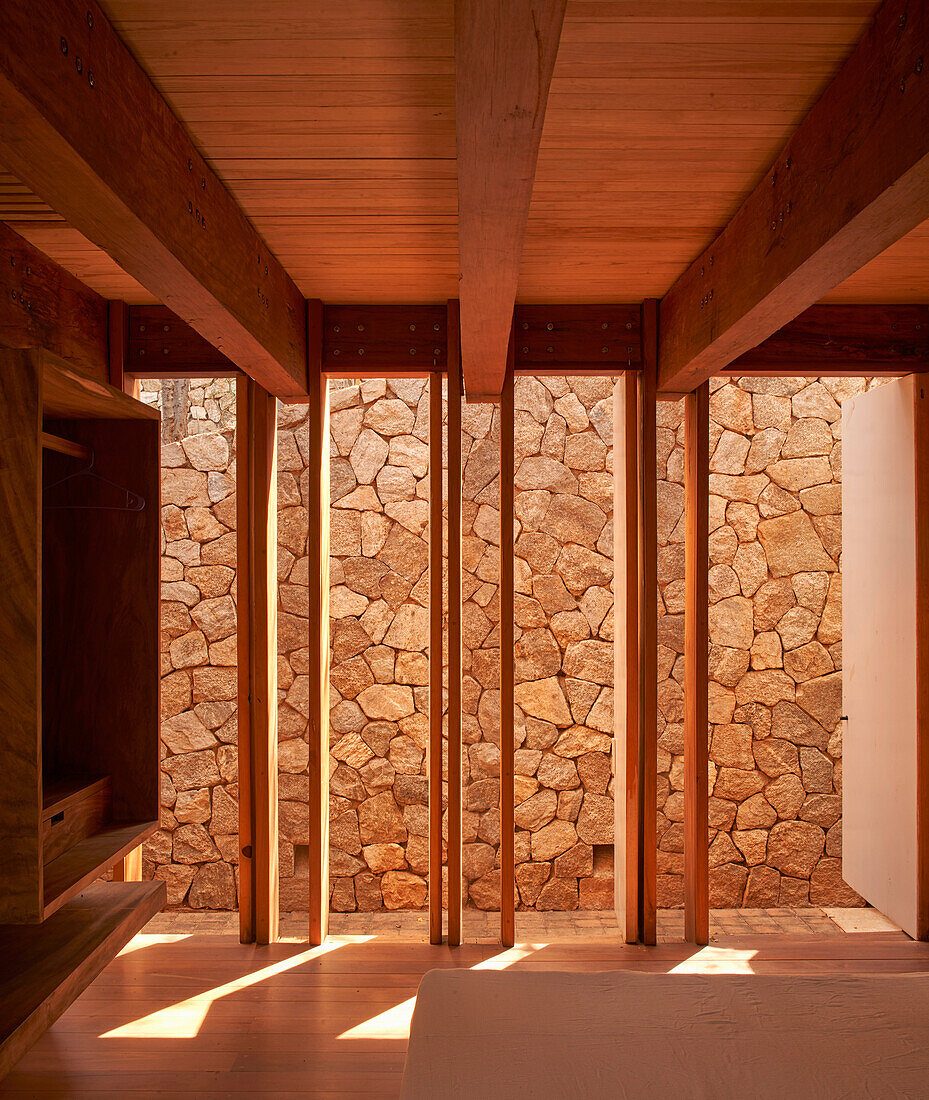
xmin=0 ymin=349 xmax=161 ymax=923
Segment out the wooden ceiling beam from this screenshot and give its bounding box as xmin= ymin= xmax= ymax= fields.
xmin=726 ymin=304 xmax=929 ymax=377
xmin=0 ymin=220 xmax=108 ymax=383
xmin=658 ymin=0 xmax=929 ymax=395
xmin=455 ymin=0 xmax=567 ymax=401
xmin=0 ymin=0 xmax=307 ymax=400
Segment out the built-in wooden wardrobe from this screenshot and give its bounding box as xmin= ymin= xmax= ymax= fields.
xmin=0 ymin=348 xmax=165 ymax=1073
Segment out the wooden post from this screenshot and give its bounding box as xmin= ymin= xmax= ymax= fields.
xmin=236 ymin=377 xmax=280 ymax=945
xmin=915 ymin=379 xmax=929 ymax=941
xmin=429 ymin=369 xmax=444 ymax=945
xmin=108 ymin=298 xmax=142 ymax=885
xmin=447 ymin=301 xmax=463 ymax=946
xmin=111 ymin=847 xmax=142 ymax=882
xmin=638 ymin=300 xmax=659 ymax=946
xmin=499 ymin=350 xmax=515 ymax=947
xmin=684 ymin=382 xmax=710 ymax=945
xmin=307 ymin=366 xmax=330 ymax=946
xmin=613 ymin=371 xmax=640 ymax=943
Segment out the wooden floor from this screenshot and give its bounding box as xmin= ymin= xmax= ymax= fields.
xmin=3 ymin=916 xmax=928 ymax=1097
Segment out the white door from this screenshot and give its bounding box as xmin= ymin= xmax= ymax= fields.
xmin=843 ymin=375 xmax=921 ymax=937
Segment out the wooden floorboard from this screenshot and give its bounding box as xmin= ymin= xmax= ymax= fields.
xmin=3 ymin=925 xmax=929 ymax=1096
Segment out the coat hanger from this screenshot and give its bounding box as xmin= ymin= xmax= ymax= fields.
xmin=44 ymin=449 xmax=146 ymax=513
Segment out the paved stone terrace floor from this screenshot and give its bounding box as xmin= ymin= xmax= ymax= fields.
xmin=146 ymin=905 xmax=900 ymax=942
xmin=2 ymin=906 xmax=917 ymax=1098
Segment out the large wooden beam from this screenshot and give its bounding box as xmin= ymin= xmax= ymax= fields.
xmin=0 ymin=220 xmax=107 ymax=382
xmin=684 ymin=383 xmax=710 ymax=946
xmin=236 ymin=378 xmax=279 ymax=945
xmin=455 ymin=0 xmax=567 ymax=400
xmin=659 ymin=0 xmax=929 ymax=394
xmin=0 ymin=0 xmax=307 ymax=400
xmin=726 ymin=304 xmax=929 ymax=377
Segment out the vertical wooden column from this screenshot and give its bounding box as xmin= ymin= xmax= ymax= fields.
xmin=638 ymin=300 xmax=659 ymax=946
xmin=307 ymin=360 xmax=330 ymax=947
xmin=915 ymin=379 xmax=929 ymax=941
xmin=684 ymin=382 xmax=710 ymax=945
xmin=107 ymin=300 xmax=138 ymax=398
xmin=111 ymin=848 xmax=142 ymax=882
xmin=447 ymin=301 xmax=463 ymax=946
xmin=428 ymin=369 xmax=444 ymax=944
xmin=236 ymin=377 xmax=280 ymax=945
xmin=613 ymin=371 xmax=640 ymax=943
xmin=499 ymin=352 xmax=515 ymax=948
xmin=108 ymin=303 xmax=142 ymax=883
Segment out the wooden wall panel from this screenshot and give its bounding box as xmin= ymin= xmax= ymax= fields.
xmin=236 ymin=378 xmax=279 ymax=945
xmin=684 ymin=383 xmax=710 ymax=946
xmin=0 ymin=350 xmax=42 ymax=922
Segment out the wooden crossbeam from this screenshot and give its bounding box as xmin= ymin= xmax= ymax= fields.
xmin=455 ymin=0 xmax=567 ymax=400
xmin=0 ymin=0 xmax=307 ymax=400
xmin=322 ymin=305 xmax=446 ymax=376
xmin=726 ymin=304 xmax=929 ymax=376
xmin=0 ymin=220 xmax=107 ymax=382
xmin=658 ymin=0 xmax=929 ymax=394
xmin=127 ymin=306 xmax=238 ymax=379
xmin=513 ymin=305 xmax=641 ymax=374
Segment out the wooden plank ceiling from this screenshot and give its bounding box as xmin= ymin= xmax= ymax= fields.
xmin=2 ymin=0 xmax=925 ymax=309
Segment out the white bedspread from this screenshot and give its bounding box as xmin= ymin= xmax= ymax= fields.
xmin=400 ymin=969 xmax=929 ymax=1098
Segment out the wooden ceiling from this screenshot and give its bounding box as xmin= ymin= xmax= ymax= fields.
xmin=2 ymin=0 xmax=925 ymax=308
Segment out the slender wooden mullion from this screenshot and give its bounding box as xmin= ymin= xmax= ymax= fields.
xmin=915 ymin=378 xmax=929 ymax=941
xmin=236 ymin=377 xmax=279 ymax=945
xmin=684 ymin=382 xmax=710 ymax=945
xmin=638 ymin=300 xmax=659 ymax=946
xmin=447 ymin=301 xmax=463 ymax=946
xmin=613 ymin=371 xmax=640 ymax=943
xmin=428 ymin=370 xmax=444 ymax=944
xmin=307 ymin=369 xmax=330 ymax=946
xmin=499 ymin=348 xmax=516 ymax=948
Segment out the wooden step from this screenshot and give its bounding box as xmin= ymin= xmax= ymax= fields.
xmin=0 ymin=880 xmax=165 ymax=1079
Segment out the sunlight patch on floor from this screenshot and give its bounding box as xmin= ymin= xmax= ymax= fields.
xmin=101 ymin=937 xmax=369 ymax=1039
xmin=668 ymin=947 xmax=759 ymax=974
xmin=117 ymin=933 xmax=192 ymax=956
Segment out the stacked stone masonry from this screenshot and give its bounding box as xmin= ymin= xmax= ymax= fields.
xmin=139 ymin=373 xmax=868 ymax=911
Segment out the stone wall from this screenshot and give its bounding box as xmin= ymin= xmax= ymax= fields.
xmin=655 ymin=377 xmax=866 ymax=909
xmin=141 ymin=378 xmax=240 ymax=907
xmin=141 ymin=373 xmax=866 ymax=911
xmin=325 ymin=376 xmax=617 ymax=913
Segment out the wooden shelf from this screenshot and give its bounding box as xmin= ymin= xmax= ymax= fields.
xmin=42 ymin=820 xmax=157 ymax=920
xmin=0 ymin=880 xmax=165 ymax=1078
xmin=42 ymin=775 xmax=109 ymax=816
